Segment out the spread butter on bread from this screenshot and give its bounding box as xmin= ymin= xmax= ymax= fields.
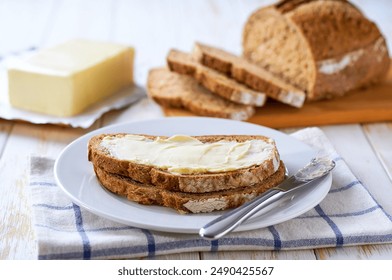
xmin=88 ymin=134 xmax=282 ymax=193
xmin=88 ymin=133 xmax=285 ymax=213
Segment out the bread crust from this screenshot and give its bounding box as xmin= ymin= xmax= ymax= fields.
xmin=313 ymin=37 xmax=390 ymax=100
xmin=93 ymin=161 xmax=286 ymax=214
xmin=147 ymin=68 xmax=255 ymax=121
xmin=88 ymin=134 xmax=281 ymax=193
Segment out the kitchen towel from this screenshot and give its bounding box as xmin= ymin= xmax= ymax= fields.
xmin=29 ymin=127 xmax=392 ymax=259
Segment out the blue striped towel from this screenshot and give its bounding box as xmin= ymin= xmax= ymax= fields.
xmin=29 ymin=127 xmax=392 ymax=259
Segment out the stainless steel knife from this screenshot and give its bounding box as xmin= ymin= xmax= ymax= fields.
xmin=199 ymin=158 xmax=335 ymax=240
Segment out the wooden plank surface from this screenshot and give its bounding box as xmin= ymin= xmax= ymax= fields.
xmin=163 ymin=63 xmax=392 ymax=128
xmin=363 ymin=123 xmax=392 ymax=181
xmin=315 ymin=124 xmax=392 ymax=259
xmin=202 ymin=250 xmax=317 ymax=260
xmin=0 ymin=121 xmax=100 ymax=259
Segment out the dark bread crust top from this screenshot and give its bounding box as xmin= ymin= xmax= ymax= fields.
xmin=276 ymin=0 xmax=382 ymax=60
xmin=276 ymin=0 xmax=352 ymax=14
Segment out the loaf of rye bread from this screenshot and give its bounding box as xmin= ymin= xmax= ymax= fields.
xmin=88 ymin=134 xmax=281 ymax=193
xmin=147 ymin=68 xmax=255 ymax=121
xmin=193 ymin=42 xmax=306 ymax=107
xmin=243 ymin=0 xmax=390 ymax=101
xmin=94 ymin=162 xmax=285 ymax=214
xmin=167 ymin=49 xmax=267 ymax=106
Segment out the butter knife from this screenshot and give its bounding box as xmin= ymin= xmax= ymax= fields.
xmin=199 ymin=158 xmax=335 ymax=240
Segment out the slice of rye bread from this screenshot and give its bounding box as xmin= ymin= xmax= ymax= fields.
xmin=93 ymin=161 xmax=285 ymax=214
xmin=192 ymin=42 xmax=306 ymax=108
xmin=88 ymin=133 xmax=281 ymax=193
xmin=167 ymin=49 xmax=267 ymax=107
xmin=147 ymin=68 xmax=255 ymax=121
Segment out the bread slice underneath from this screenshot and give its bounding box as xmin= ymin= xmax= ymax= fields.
xmin=93 ymin=161 xmax=285 ymax=214
xmin=192 ymin=42 xmax=306 ymax=108
xmin=88 ymin=133 xmax=281 ymax=193
xmin=167 ymin=49 xmax=266 ymax=106
xmin=147 ymin=67 xmax=255 ymax=121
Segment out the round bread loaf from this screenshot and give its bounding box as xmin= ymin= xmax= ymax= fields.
xmin=243 ymin=0 xmax=390 ymax=101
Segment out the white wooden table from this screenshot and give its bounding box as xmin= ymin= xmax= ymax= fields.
xmin=1 ymin=0 xmax=392 ymax=260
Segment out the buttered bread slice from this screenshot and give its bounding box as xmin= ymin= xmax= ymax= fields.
xmin=88 ymin=134 xmax=281 ymax=193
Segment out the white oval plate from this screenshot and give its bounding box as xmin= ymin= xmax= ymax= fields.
xmin=54 ymin=117 xmax=331 ymax=234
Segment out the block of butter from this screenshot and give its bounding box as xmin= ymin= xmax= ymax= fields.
xmin=8 ymin=39 xmax=134 ymax=117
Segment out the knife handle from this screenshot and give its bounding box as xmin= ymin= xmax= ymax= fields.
xmin=199 ymin=188 xmax=285 ymax=240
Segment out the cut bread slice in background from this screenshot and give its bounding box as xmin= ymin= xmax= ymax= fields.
xmin=147 ymin=67 xmax=255 ymax=121
xmin=88 ymin=133 xmax=281 ymax=193
xmin=93 ymin=161 xmax=286 ymax=214
xmin=167 ymin=49 xmax=267 ymax=106
xmin=193 ymin=42 xmax=306 ymax=108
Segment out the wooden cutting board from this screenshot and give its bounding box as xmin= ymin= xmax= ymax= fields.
xmin=163 ymin=63 xmax=392 ymax=128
